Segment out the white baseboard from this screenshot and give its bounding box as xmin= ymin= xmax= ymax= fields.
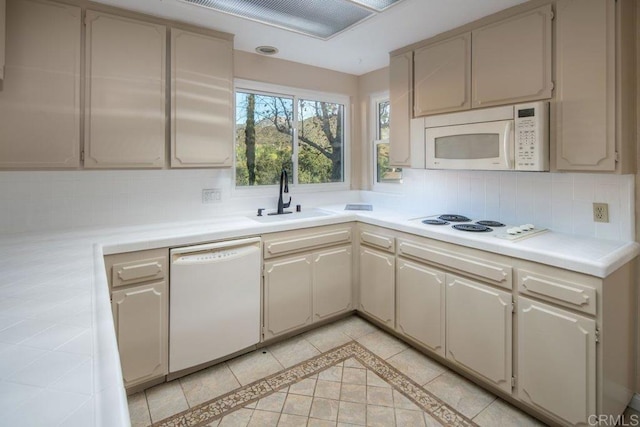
xmin=629 ymin=394 xmax=640 ymax=412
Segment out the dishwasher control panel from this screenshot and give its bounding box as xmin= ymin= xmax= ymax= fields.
xmin=180 ymin=250 xmax=238 ymax=262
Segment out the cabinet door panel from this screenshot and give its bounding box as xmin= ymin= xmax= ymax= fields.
xmin=555 ymin=0 xmax=615 ymax=171
xmin=446 ymin=275 xmax=512 ymax=393
xmin=171 ymin=29 xmax=233 ymax=167
xmin=359 ymin=247 xmax=394 ymax=327
xmin=264 ymin=255 xmax=313 ymax=339
xmin=518 ymin=297 xmax=595 ymax=425
xmin=85 ymin=11 xmax=165 ymax=168
xmin=414 ymin=33 xmax=471 ymax=116
xmin=389 ymin=52 xmax=412 ymax=167
xmin=0 ymin=0 xmax=80 ymax=168
xmin=313 ymin=246 xmax=352 ymax=321
xmin=112 ymin=281 xmax=168 ymax=388
xmin=396 ymin=259 xmax=445 ymax=356
xmin=472 ymin=5 xmax=552 ymax=107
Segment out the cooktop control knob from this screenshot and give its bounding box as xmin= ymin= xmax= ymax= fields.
xmin=507 ymin=227 xmax=521 ymax=235
xmin=519 ymin=224 xmax=535 ymax=231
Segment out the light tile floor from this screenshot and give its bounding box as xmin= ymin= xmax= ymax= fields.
xmin=128 ymin=315 xmax=637 ymax=426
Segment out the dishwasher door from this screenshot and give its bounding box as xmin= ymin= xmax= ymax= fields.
xmin=169 ymin=237 xmax=261 ymax=373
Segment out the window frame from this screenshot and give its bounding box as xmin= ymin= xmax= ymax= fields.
xmin=232 ymin=79 xmax=351 ymax=196
xmin=371 ymin=92 xmax=402 ymax=192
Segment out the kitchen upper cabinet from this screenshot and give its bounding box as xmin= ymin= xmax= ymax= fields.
xmin=359 ymin=247 xmax=395 ymax=327
xmin=517 ymin=296 xmax=596 ymax=425
xmin=313 ymin=246 xmax=353 ymax=321
xmin=263 ymin=254 xmax=313 ymax=339
xmin=112 ymin=281 xmax=168 ymax=389
xmin=0 ymin=0 xmax=81 ymax=169
xmin=446 ymin=275 xmax=512 ymax=394
xmin=388 ymin=52 xmax=412 ymax=167
xmin=84 ymin=11 xmax=166 ymax=168
xmin=413 ymin=33 xmax=471 ymax=116
xmin=170 ymin=29 xmax=233 ymax=168
xmin=396 ymin=259 xmax=445 ymax=357
xmin=471 ymin=5 xmax=553 ymax=108
xmin=0 ymin=0 xmax=5 ymax=82
xmin=554 ymin=0 xmax=636 ymax=173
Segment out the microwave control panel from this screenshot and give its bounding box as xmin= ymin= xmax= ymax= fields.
xmin=514 ymin=102 xmax=549 ymax=171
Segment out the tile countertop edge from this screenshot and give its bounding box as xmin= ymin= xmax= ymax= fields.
xmin=92 ymin=243 xmax=130 ymax=427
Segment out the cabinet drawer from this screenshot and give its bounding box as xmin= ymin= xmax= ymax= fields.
xmin=264 ymin=227 xmax=352 ymax=259
xmin=359 ymin=230 xmax=395 ymax=253
xmin=397 ymin=238 xmax=512 ymax=289
xmin=112 ymin=257 xmax=166 ymax=288
xmin=517 ymin=269 xmax=596 ymax=315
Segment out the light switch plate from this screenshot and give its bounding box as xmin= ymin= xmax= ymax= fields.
xmin=202 ymin=188 xmax=222 ymax=204
xmin=593 ymin=202 xmax=609 ymax=223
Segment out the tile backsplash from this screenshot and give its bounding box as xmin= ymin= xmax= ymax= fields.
xmin=363 ymin=169 xmax=635 ymax=241
xmin=0 ymin=169 xmax=634 ymax=241
xmin=0 ymin=170 xmax=356 ymax=235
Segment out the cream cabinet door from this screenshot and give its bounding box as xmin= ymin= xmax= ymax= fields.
xmin=111 ymin=281 xmax=168 ymax=388
xmin=0 ymin=0 xmax=80 ymax=168
xmin=471 ymin=5 xmax=553 ymax=108
xmin=554 ymin=0 xmax=615 ymax=171
xmin=263 ymin=254 xmax=313 ymax=339
xmin=414 ymin=33 xmax=471 ymax=116
xmin=396 ymin=259 xmax=445 ymax=357
xmin=388 ymin=52 xmax=412 ymax=167
xmin=359 ymin=247 xmax=395 ymax=327
xmin=446 ymin=275 xmax=512 ymax=393
xmin=171 ymin=29 xmax=233 ymax=168
xmin=84 ymin=11 xmax=166 ymax=168
xmin=0 ymin=0 xmax=5 ymax=82
xmin=517 ymin=297 xmax=596 ymax=425
xmin=313 ymin=246 xmax=353 ymax=321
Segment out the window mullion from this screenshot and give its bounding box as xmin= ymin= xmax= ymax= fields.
xmin=292 ymin=96 xmax=299 ymax=186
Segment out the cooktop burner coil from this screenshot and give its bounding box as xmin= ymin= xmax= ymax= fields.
xmin=422 ymin=219 xmax=449 ymax=225
xmin=476 ymin=220 xmax=505 ymax=227
xmin=438 ymin=214 xmax=471 ymax=222
xmin=452 ymin=224 xmax=493 ymax=232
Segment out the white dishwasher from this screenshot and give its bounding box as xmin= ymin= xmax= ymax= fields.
xmin=169 ymin=237 xmax=261 ymax=373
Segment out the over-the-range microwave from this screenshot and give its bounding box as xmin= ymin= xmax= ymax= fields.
xmin=411 ymin=101 xmax=549 ymax=171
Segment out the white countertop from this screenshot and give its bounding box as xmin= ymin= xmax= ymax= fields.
xmin=0 ymin=206 xmax=637 ymax=426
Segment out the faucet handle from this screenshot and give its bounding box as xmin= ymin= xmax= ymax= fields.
xmin=257 ymin=208 xmax=265 ymax=217
xmin=283 ymin=197 xmax=291 ymax=209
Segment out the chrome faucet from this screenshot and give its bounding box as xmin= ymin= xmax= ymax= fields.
xmin=270 ymin=169 xmax=292 ymax=215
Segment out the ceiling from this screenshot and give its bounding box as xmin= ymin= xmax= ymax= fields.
xmin=91 ymin=0 xmax=528 ymax=75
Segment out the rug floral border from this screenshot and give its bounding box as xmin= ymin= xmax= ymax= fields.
xmin=154 ymin=342 xmax=477 ymax=427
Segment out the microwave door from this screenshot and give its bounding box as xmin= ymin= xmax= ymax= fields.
xmin=425 ymin=121 xmax=513 ymax=170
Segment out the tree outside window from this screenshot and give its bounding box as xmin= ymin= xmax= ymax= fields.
xmin=375 ymin=99 xmax=402 ymax=184
xmin=235 ymin=88 xmax=345 ymax=187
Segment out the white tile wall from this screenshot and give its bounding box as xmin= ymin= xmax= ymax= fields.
xmin=0 ymin=170 xmax=359 ymax=235
xmin=362 ymin=170 xmax=635 ymax=241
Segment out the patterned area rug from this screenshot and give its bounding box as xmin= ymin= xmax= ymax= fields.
xmin=154 ymin=342 xmax=477 ymax=427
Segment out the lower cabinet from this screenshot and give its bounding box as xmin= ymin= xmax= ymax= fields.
xmin=111 ymin=281 xmax=168 ymax=389
xmin=263 ymin=254 xmax=314 ymax=339
xmin=359 ymin=246 xmax=395 ymax=327
xmin=264 ymin=245 xmax=353 ymax=340
xmin=517 ymin=296 xmax=596 ymax=425
xmin=396 ymin=258 xmax=445 ymax=356
xmin=446 ymin=274 xmax=513 ymax=394
xmin=313 ymin=246 xmax=353 ymax=321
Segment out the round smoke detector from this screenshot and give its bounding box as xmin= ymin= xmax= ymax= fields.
xmin=255 ymin=46 xmax=279 ymax=55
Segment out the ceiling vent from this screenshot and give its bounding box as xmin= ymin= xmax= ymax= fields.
xmin=180 ymin=0 xmax=404 ymax=39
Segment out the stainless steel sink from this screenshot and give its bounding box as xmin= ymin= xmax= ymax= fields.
xmin=249 ymin=208 xmax=333 ymax=222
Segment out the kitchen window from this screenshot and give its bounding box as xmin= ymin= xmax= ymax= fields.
xmin=372 ymin=95 xmax=402 ymax=190
xmin=234 ymin=80 xmax=349 ymax=190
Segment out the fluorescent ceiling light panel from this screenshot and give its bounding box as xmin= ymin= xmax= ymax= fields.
xmin=181 ymin=0 xmax=403 ymax=39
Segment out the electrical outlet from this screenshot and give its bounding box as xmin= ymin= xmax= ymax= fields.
xmin=593 ymin=202 xmax=609 ymax=223
xmin=202 ymin=188 xmax=222 ymax=204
